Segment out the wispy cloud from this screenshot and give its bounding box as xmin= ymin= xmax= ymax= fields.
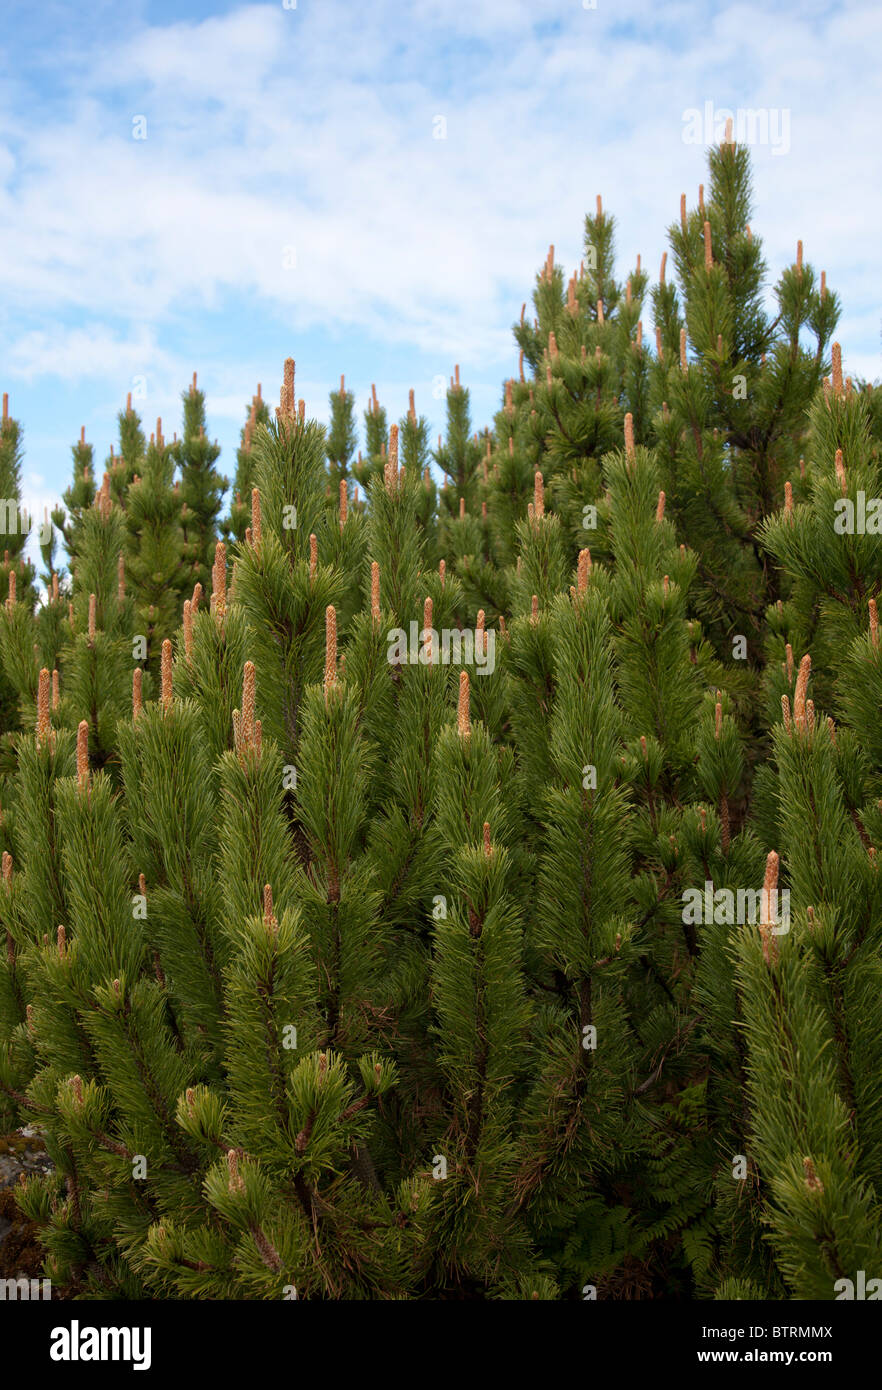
xmin=0 ymin=0 xmax=879 ymax=504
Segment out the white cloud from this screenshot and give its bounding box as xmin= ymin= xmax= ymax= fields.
xmin=0 ymin=0 xmax=880 ymax=423
xmin=8 ymin=325 xmax=176 ymax=384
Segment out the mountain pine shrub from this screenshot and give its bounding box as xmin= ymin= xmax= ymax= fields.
xmin=0 ymin=131 xmax=880 ymax=1301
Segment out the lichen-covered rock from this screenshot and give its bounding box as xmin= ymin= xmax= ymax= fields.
xmin=0 ymin=1128 xmax=55 ymax=1290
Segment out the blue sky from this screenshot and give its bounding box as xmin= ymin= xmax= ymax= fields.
xmin=1 ymin=0 xmax=880 ymax=536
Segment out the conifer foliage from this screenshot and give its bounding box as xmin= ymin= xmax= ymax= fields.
xmin=0 ymin=135 xmax=881 ymax=1301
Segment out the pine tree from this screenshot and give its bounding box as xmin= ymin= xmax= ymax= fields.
xmin=223 ymin=385 xmax=270 ymax=545
xmin=172 ymin=373 xmax=227 ymax=596
xmin=652 ymin=125 xmax=838 ymax=655
xmin=353 ymin=383 xmax=387 ymax=497
xmin=3 ymin=131 xmax=882 ymax=1305
xmin=57 ymin=426 xmax=98 ymax=574
xmin=0 ymin=394 xmax=38 ymax=611
xmin=124 ymin=417 xmax=186 ymax=674
xmin=0 ymin=394 xmax=40 ymax=736
xmin=325 ymin=375 xmax=357 ymax=490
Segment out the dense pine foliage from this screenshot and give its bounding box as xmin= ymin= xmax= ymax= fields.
xmin=0 ymin=133 xmax=881 ymax=1301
